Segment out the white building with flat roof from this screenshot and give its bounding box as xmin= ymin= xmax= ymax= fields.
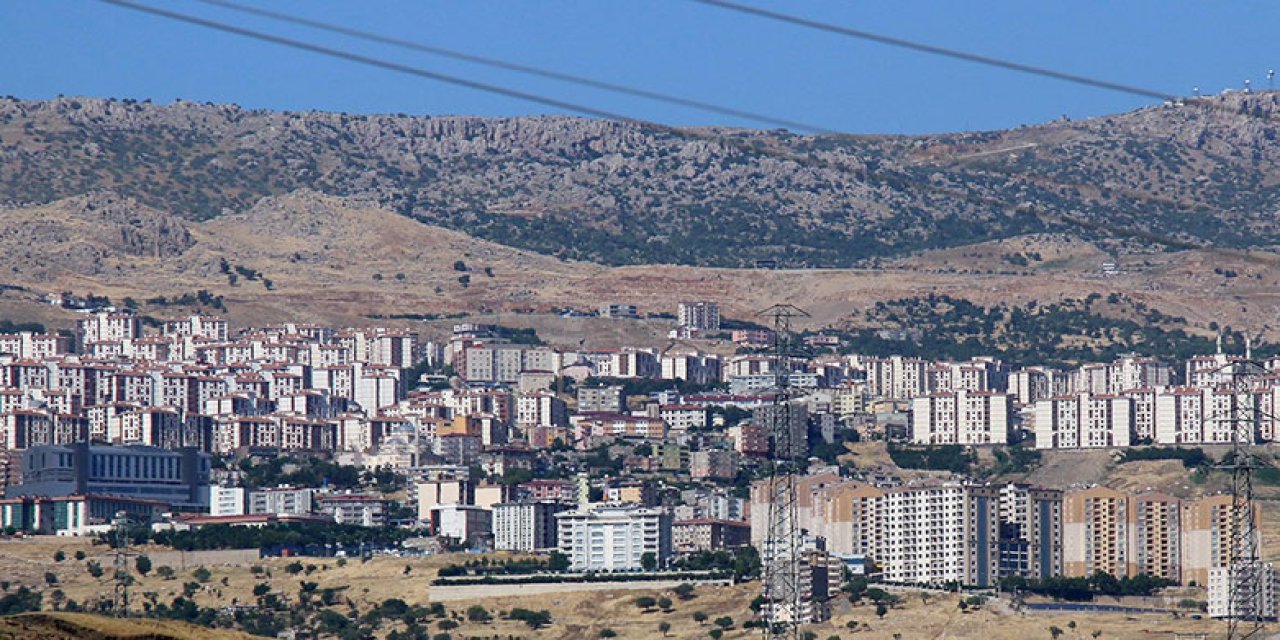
xmin=1209 ymin=561 xmax=1278 ymax=621
xmin=493 ymin=500 xmax=569 ymax=551
xmin=555 ymin=503 xmax=672 ymax=572
xmin=911 ymin=389 xmax=1011 ymax=445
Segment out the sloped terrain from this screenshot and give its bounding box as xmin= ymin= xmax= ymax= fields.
xmin=2 ymin=92 xmax=1279 ymax=267
xmin=0 ymin=612 xmax=256 ymax=640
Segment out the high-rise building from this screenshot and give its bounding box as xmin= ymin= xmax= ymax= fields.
xmin=1033 ymin=393 xmax=1133 ymax=449
xmin=753 ymin=401 xmax=808 ymax=460
xmin=577 ymin=385 xmax=625 ymax=414
xmin=555 ymin=503 xmax=672 ymax=572
xmin=1183 ymin=493 xmax=1261 ymax=587
xmin=1063 ymin=486 xmax=1131 ymax=578
xmin=493 ymin=501 xmax=569 ymax=551
xmin=1209 ymin=561 xmax=1279 ymax=620
xmin=677 ymin=301 xmax=720 ymax=332
xmin=911 ymin=389 xmax=1011 ymax=445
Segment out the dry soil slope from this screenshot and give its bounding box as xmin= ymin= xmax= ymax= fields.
xmin=0 ymin=612 xmax=257 ymax=640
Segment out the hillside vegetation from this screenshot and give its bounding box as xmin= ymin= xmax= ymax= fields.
xmin=3 ymin=92 xmax=1280 ymax=267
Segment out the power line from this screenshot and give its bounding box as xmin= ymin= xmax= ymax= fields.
xmin=689 ymin=0 xmax=1177 ymax=102
xmin=101 ymin=0 xmax=660 ymax=125
xmin=188 ymin=0 xmax=839 ymax=134
xmin=96 ymin=0 xmax=1280 ymax=271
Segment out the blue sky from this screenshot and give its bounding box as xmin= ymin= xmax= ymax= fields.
xmin=5 ymin=1 xmax=1278 ymax=134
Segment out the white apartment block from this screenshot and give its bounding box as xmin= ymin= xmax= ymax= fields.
xmin=911 ymin=389 xmax=1010 ymax=445
xmin=1033 ymin=393 xmax=1133 ymax=449
xmin=0 ymin=332 xmax=69 ymax=360
xmin=555 ymin=503 xmax=673 ymax=572
xmin=1070 ymin=355 xmax=1171 ymax=395
xmin=660 ymin=352 xmax=721 ymax=385
xmin=493 ymin=501 xmax=568 ymax=551
xmin=1006 ymin=367 xmax=1064 ymax=405
xmin=864 ymin=356 xmax=928 ymax=400
xmin=878 ymin=484 xmax=969 ymax=584
xmin=1186 ymin=353 xmax=1247 ymax=388
xmin=163 ymin=315 xmax=229 ymax=341
xmin=78 ymin=312 xmax=142 ymax=349
xmin=516 ymin=391 xmax=567 ymax=430
xmin=1155 ymin=387 xmax=1250 ymax=445
xmin=1208 ymin=562 xmax=1278 ymax=620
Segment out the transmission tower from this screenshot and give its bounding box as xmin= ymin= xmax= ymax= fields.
xmin=1213 ymin=357 xmax=1267 ymax=640
xmin=758 ymin=304 xmax=809 ymax=640
xmin=111 ymin=510 xmax=136 ymax=616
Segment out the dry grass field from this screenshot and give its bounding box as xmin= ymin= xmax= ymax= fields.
xmin=5 ymin=191 xmax=1280 ymax=352
xmin=0 ymin=535 xmax=1238 ymax=640
xmin=0 ymin=612 xmax=259 ymax=640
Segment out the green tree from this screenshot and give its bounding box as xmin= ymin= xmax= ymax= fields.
xmin=548 ymin=551 xmax=571 ymax=572
xmin=53 ymin=550 xmax=65 ymax=562
xmin=693 ymin=611 xmax=708 ymax=624
xmin=600 ymin=629 xmax=617 ymax=638
xmin=674 ymin=583 xmax=696 ymax=600
xmin=714 ymin=616 xmax=733 ymax=629
xmin=86 ymin=562 xmax=103 ymax=578
xmin=659 ymin=621 xmax=671 ymax=636
xmin=875 ymin=604 xmax=888 ymax=619
xmin=192 ymin=567 xmax=212 ymax=583
xmin=658 ymin=596 xmax=673 ymax=611
xmin=134 ymin=555 xmax=152 ymax=576
xmin=641 ymin=552 xmax=658 ymax=571
xmin=155 ymin=566 xmax=175 ymax=580
xmin=635 ymin=596 xmax=657 ymax=611
xmin=73 ymin=550 xmax=86 ymax=561
xmin=709 ymin=630 xmax=723 ymax=640
xmin=466 ymin=605 xmax=491 ymax=622
xmin=1049 ymin=627 xmax=1064 ymax=639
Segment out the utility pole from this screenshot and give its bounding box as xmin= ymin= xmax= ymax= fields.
xmin=758 ymin=304 xmax=809 ymax=640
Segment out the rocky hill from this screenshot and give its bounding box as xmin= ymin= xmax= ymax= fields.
xmin=2 ymin=92 xmax=1278 ymax=267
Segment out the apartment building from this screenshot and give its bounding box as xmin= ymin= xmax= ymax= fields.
xmin=577 ymin=385 xmax=625 ymax=414
xmin=1006 ymin=367 xmax=1065 ymax=406
xmin=863 ymin=355 xmax=929 ymax=400
xmin=752 ymin=401 xmax=808 ymax=461
xmin=1033 ymin=393 xmax=1133 ymax=449
xmin=1063 ymin=487 xmax=1131 ymax=578
xmin=660 ymin=352 xmax=721 ymax=386
xmin=689 ymin=449 xmax=740 ymax=480
xmin=1183 ymin=493 xmax=1261 ymax=587
xmin=1209 ymin=561 xmax=1279 ymax=620
xmin=1070 ymin=355 xmax=1171 ymax=394
xmin=677 ymin=301 xmax=720 ymax=332
xmin=493 ymin=500 xmax=569 ymax=551
xmin=911 ymin=389 xmax=1011 ymax=445
xmin=555 ymin=503 xmax=673 ymax=572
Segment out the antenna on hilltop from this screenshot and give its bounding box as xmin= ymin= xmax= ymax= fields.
xmin=1268 ymin=70 xmax=1275 ymax=91
xmin=1244 ymin=79 xmax=1253 ymax=94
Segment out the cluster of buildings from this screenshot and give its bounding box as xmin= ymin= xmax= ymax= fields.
xmin=1 ymin=307 xmax=1277 ymax=621
xmin=750 ymin=473 xmax=1270 ymax=622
